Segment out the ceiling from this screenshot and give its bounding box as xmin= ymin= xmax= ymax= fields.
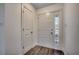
xmin=31 ymin=3 xmax=55 ymax=9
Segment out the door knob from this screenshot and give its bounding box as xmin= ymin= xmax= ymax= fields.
xmin=51 ymin=32 xmax=53 ymax=35
xmin=31 ymin=31 xmax=33 ymax=34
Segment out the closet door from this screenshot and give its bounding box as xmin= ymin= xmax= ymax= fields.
xmin=22 ymin=5 xmax=33 ymax=54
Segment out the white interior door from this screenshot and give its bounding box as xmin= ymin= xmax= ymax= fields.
xmin=38 ymin=10 xmax=63 ymax=50
xmin=22 ymin=5 xmax=33 ymax=54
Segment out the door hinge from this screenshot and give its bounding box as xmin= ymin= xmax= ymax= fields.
xmin=22 ymin=10 xmax=24 ymax=13
xmin=22 ymin=28 xmax=24 ymax=31
xmin=23 ymin=46 xmax=24 ymax=49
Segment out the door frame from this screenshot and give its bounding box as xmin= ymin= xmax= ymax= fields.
xmin=37 ymin=9 xmax=64 ymax=51
xmin=21 ymin=4 xmax=34 ymax=54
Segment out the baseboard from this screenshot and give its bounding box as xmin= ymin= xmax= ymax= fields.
xmin=23 ymin=45 xmax=35 ymax=54
xmin=36 ymin=43 xmax=53 ymax=49
xmin=37 ymin=43 xmax=64 ymax=51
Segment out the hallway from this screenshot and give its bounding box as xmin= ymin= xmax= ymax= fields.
xmin=0 ymin=3 xmax=79 ymax=55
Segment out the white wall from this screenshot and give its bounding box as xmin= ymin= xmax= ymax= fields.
xmin=4 ymin=3 xmax=22 ymax=55
xmin=64 ymin=3 xmax=79 ymax=55
xmin=0 ymin=3 xmax=37 ymax=55
xmin=0 ymin=4 xmax=5 ymax=55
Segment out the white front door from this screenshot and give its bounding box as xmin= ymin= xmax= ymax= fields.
xmin=50 ymin=10 xmax=63 ymax=50
xmin=22 ymin=5 xmax=33 ymax=54
xmin=38 ymin=10 xmax=63 ymax=50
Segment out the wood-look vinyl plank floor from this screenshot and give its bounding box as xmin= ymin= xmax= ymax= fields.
xmin=25 ymin=46 xmax=64 ymax=55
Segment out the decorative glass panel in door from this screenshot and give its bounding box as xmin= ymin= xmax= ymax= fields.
xmin=50 ymin=11 xmax=63 ymax=50
xmin=54 ymin=16 xmax=60 ymax=46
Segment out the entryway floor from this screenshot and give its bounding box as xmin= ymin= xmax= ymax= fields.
xmin=25 ymin=46 xmax=64 ymax=55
